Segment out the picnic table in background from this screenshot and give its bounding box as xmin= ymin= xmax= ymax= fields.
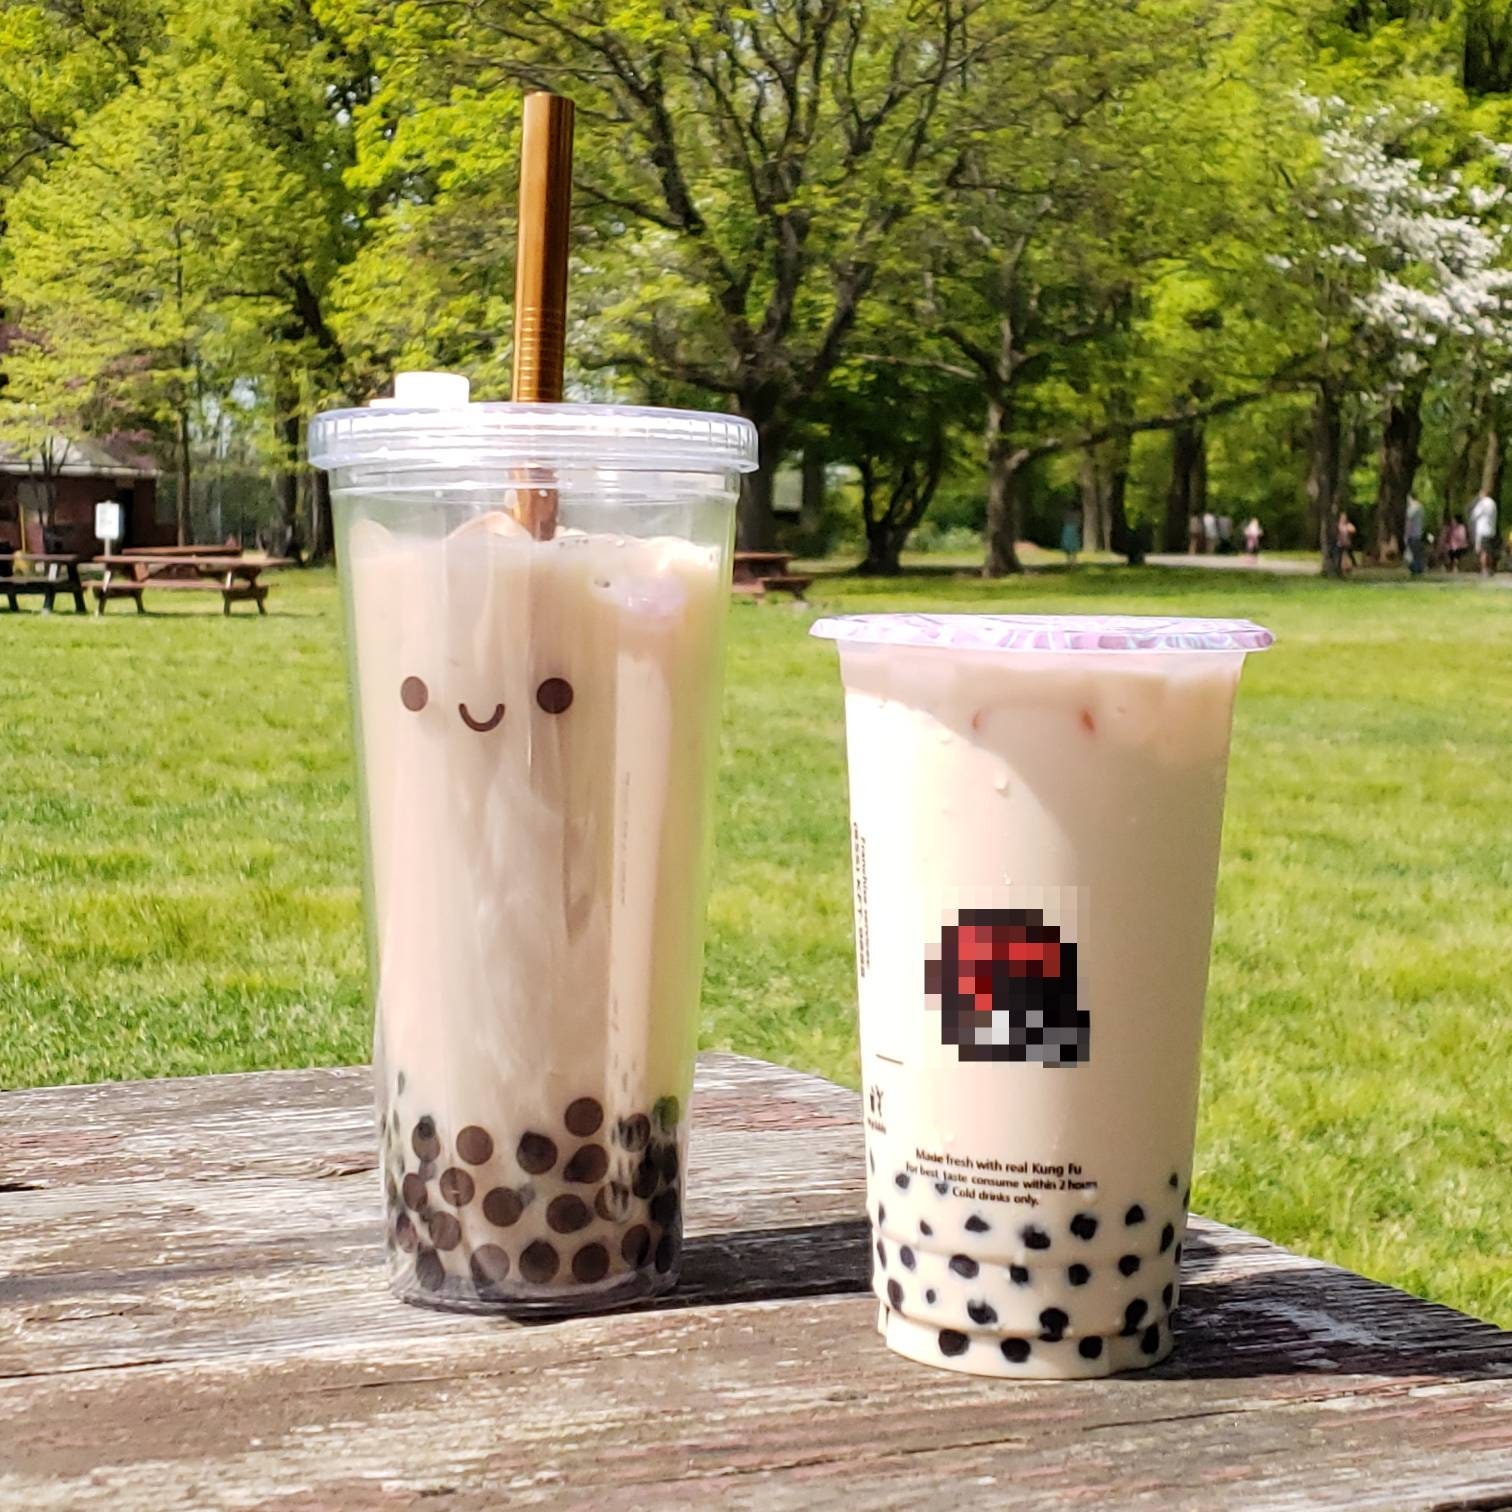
xmin=2 ymin=1052 xmax=1508 ymax=1508
xmin=733 ymin=549 xmax=813 ymax=600
xmin=0 ymin=551 xmax=88 ymax=614
xmin=92 ymin=553 xmax=292 ymax=616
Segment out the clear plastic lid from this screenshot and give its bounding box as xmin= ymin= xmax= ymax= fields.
xmin=810 ymin=612 xmax=1275 ymax=654
xmin=309 ymin=376 xmax=758 ymax=476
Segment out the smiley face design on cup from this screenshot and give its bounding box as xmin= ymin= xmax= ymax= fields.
xmin=396 ymin=670 xmax=575 ymax=732
xmin=926 ymin=909 xmax=1090 ymax=1067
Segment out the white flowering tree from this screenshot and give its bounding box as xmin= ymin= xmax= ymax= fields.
xmin=1265 ymin=95 xmax=1512 ymax=564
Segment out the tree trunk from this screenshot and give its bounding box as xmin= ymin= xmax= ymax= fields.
xmin=1374 ymin=384 xmax=1424 ymax=559
xmin=1163 ymin=421 xmax=1201 ymax=552
xmin=175 ymin=405 xmax=192 ymax=547
xmin=983 ymin=397 xmax=1022 ymax=576
xmin=1480 ymin=424 xmax=1502 ymax=499
xmin=737 ymin=418 xmax=782 ymax=551
xmin=1078 ymin=448 xmax=1106 ymax=553
xmin=277 ymin=401 xmax=302 ymax=560
xmin=310 ymin=468 xmax=334 ymax=562
xmin=859 ymin=519 xmax=904 ymax=575
xmin=1307 ymin=382 xmax=1342 ymax=571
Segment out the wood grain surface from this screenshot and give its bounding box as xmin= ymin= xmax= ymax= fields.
xmin=2 ymin=1054 xmax=1509 ymax=1510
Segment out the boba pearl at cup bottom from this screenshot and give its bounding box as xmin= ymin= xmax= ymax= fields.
xmin=870 ymin=1159 xmax=1189 ymax=1378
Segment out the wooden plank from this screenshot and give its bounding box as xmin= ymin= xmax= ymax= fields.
xmin=1 ymin=1056 xmax=1509 ymax=1509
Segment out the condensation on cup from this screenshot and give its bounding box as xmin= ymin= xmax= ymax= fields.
xmin=310 ymin=372 xmax=757 ymax=1313
xmin=811 ymin=613 xmax=1273 ymax=1377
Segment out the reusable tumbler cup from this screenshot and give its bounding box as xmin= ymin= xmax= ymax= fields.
xmin=310 ymin=371 xmax=757 ymax=1313
xmin=810 ymin=613 xmax=1272 ymax=1376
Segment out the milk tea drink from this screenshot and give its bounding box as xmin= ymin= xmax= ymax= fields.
xmin=311 ymin=374 xmax=756 ymax=1312
xmin=811 ymin=614 xmax=1272 ymax=1377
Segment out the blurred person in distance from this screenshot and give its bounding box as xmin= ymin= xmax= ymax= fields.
xmin=1469 ymin=487 xmax=1499 ymax=575
xmin=1403 ymin=496 xmax=1426 ymax=577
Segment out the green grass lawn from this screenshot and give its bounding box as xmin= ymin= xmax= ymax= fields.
xmin=2 ymin=563 xmax=1508 ymax=1326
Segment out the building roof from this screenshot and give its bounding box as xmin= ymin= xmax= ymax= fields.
xmin=0 ymin=432 xmax=158 ymax=480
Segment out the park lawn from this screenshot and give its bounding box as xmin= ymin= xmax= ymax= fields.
xmin=1 ymin=563 xmax=1508 ymax=1327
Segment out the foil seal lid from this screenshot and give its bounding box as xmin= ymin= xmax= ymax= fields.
xmin=810 ymin=613 xmax=1274 ymax=654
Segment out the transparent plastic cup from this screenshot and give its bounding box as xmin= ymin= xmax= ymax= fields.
xmin=811 ymin=613 xmax=1272 ymax=1377
xmin=310 ymin=373 xmax=757 ymax=1313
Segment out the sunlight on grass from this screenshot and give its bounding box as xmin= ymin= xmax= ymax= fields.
xmin=1 ymin=565 xmax=1507 ymax=1325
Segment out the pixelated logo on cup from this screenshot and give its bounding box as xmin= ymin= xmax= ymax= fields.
xmin=925 ymin=908 xmax=1089 ymax=1067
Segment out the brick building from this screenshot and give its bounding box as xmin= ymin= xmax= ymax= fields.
xmin=0 ymin=435 xmax=169 ymax=556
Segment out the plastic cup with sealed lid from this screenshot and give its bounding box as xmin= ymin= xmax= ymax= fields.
xmin=809 ymin=612 xmax=1273 ymax=1377
xmin=310 ymin=373 xmax=757 ymax=1314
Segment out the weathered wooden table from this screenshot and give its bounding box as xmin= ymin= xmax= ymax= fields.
xmin=2 ymin=1054 xmax=1508 ymax=1509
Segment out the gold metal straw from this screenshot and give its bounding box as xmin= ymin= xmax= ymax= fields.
xmin=511 ymin=91 xmax=575 ymax=539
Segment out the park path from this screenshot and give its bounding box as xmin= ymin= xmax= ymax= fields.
xmin=1146 ymin=552 xmax=1319 ymax=575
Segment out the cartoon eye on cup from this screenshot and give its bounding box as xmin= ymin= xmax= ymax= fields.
xmin=536 ymin=677 xmax=573 ymax=714
xmin=400 ymin=676 xmax=429 ymax=711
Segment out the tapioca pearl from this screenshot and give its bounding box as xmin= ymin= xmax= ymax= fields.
xmin=878 ymin=1202 xmax=886 ymax=1226
xmin=439 ymin=1168 xmax=474 ymax=1207
xmin=621 ymin=1224 xmax=652 ymax=1267
xmin=595 ymin=1182 xmax=632 ymax=1222
xmin=401 ymin=1171 xmax=428 ymax=1210
xmin=655 ymin=1143 xmax=680 ymax=1183
xmin=649 ymin=1188 xmax=679 ymax=1229
xmin=572 ymin=1242 xmax=610 ymax=1284
xmin=1140 ymin=1322 xmax=1162 ymax=1355
xmin=416 ymin=1158 xmax=437 ymax=1182
xmin=654 ymin=1230 xmax=677 ymax=1273
xmin=396 ymin=1070 xmax=406 ymax=1095
xmin=900 ymin=1246 xmax=916 ymax=1270
xmin=547 ymin=1195 xmax=592 ymax=1234
xmin=949 ymin=1254 xmax=979 ymax=1279
xmin=564 ymin=1098 xmax=604 ymax=1138
xmin=520 ymin=1240 xmax=559 ymax=1283
xmin=939 ymin=1330 xmax=969 ymax=1359
xmin=482 ymin=1186 xmax=525 ymax=1228
xmin=1121 ymin=1299 xmax=1148 ymax=1335
xmin=1118 ymin=1254 xmax=1142 ymax=1277
xmin=925 ymin=1288 xmax=937 ymax=1304
xmin=384 ymin=1174 xmax=400 ymax=1209
xmin=869 ymin=1151 xmax=875 ymax=1174
xmin=1000 ymin=1337 xmax=1031 ymax=1364
xmin=1162 ymin=1283 xmax=1175 ymax=1310
xmin=1078 ymin=1336 xmax=1104 ymax=1361
xmin=1182 ymin=1186 xmax=1191 ymax=1208
xmin=427 ymin=1211 xmax=462 ymax=1251
xmin=1070 ymin=1214 xmax=1098 ymax=1242
xmin=633 ymin=1153 xmax=659 ymax=1199
xmin=1174 ymin=1243 xmax=1184 ymax=1266
xmin=887 ymin=1279 xmax=904 ymax=1309
xmin=616 ymin=1114 xmax=650 ymax=1152
xmin=1159 ymin=1223 xmax=1175 ymax=1253
xmin=934 ymin=1181 xmax=949 ymax=1196
xmin=965 ymin=1215 xmax=990 ymax=1234
xmin=411 ymin=1116 xmax=441 ymax=1163
xmin=876 ymin=1238 xmax=888 ymax=1270
xmin=1021 ymin=1225 xmax=1052 ymax=1251
xmin=967 ymin=1300 xmax=998 ymax=1326
xmin=652 ymin=1095 xmax=681 ymax=1132
xmin=919 ymin=1219 xmax=933 ymax=1237
xmin=517 ymin=1132 xmax=558 ymax=1175
xmin=894 ymin=1172 xmax=910 ymax=1191
xmin=470 ymin=1244 xmax=511 ymax=1286
xmin=394 ymin=1213 xmax=418 ymax=1252
xmin=1009 ymin=1265 xmax=1030 ymax=1286
xmin=1038 ymin=1308 xmax=1069 ymax=1343
xmin=415 ymin=1247 xmax=445 ymax=1291
xmin=456 ymin=1126 xmax=494 ymax=1165
xmin=1125 ymin=1204 xmax=1146 ymax=1226
xmin=564 ymin=1145 xmax=609 ymax=1184
xmin=1168 ymin=1171 xmax=1179 ymax=1190
xmin=1068 ymin=1264 xmax=1090 ymax=1287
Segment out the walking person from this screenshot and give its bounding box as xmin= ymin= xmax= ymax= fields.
xmin=1469 ymin=488 xmax=1499 ymax=575
xmin=1444 ymin=512 xmax=1469 ymax=571
xmin=1187 ymin=513 xmax=1204 ymax=555
xmin=1404 ymin=495 xmax=1427 ymax=577
xmin=1332 ymin=510 xmax=1358 ymax=576
xmin=1060 ymin=503 xmax=1083 ymax=567
xmin=1243 ymin=516 xmax=1263 ymax=561
xmin=1202 ymin=509 xmax=1219 ymax=554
